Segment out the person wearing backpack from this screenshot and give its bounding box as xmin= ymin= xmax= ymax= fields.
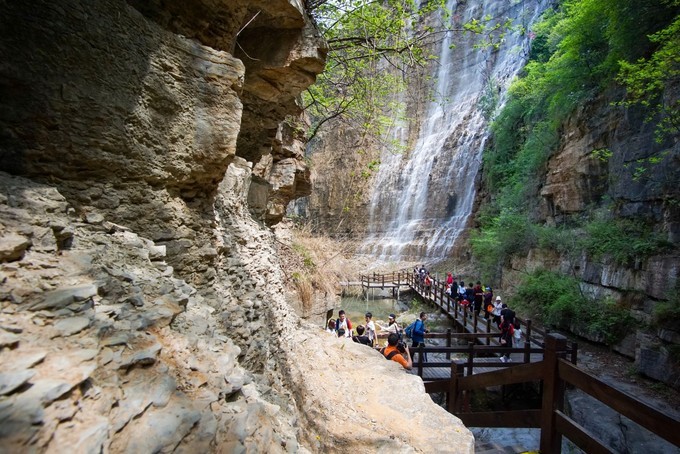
xmin=380 ymin=333 xmax=412 ymax=370
xmin=499 ymin=314 xmax=514 ymax=362
xmin=411 ymin=312 xmax=429 ymax=362
xmin=336 ymin=310 xmax=352 ymax=338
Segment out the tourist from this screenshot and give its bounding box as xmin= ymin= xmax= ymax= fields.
xmin=500 ymin=303 xmax=515 ymax=326
xmin=446 ymin=272 xmax=453 ymax=287
xmin=492 ymin=296 xmax=503 ymax=326
xmin=336 ymin=310 xmax=352 ymax=338
xmin=457 ymin=280 xmax=466 ymax=302
xmin=465 ymin=282 xmax=475 ymax=307
xmin=411 ymin=312 xmax=429 ymax=362
xmin=352 ymin=325 xmax=372 ymax=346
xmin=326 ymin=319 xmax=336 ymax=334
xmin=473 ymin=281 xmax=484 ymax=317
xmin=377 ymin=313 xmax=401 ymax=339
xmin=364 ymin=312 xmax=376 ymax=346
xmin=483 ymin=286 xmax=493 ymax=319
xmin=424 ymin=272 xmax=432 ymax=295
xmin=499 ymin=314 xmax=514 ymax=362
xmin=380 ymin=333 xmax=412 ymax=370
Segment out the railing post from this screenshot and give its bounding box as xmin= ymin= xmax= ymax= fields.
xmin=466 ymin=342 xmax=474 ymax=376
xmin=446 ymin=328 xmax=452 ymax=360
xmin=571 ymin=342 xmax=578 ymax=365
xmin=418 ymin=345 xmax=424 ymax=377
xmin=540 ymin=333 xmax=568 ymax=454
xmin=486 ymin=318 xmax=491 ymax=345
xmin=463 ymin=306 xmax=468 ymax=328
xmin=449 ymin=360 xmax=465 ymax=413
xmin=524 ymin=341 xmax=531 ymax=364
xmin=473 ymin=313 xmax=478 ymax=333
xmin=526 ymin=319 xmax=532 ymax=345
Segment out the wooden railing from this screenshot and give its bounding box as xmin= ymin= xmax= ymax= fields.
xmin=368 ymin=273 xmax=679 ymax=452
xmin=444 ymin=334 xmax=680 ymax=453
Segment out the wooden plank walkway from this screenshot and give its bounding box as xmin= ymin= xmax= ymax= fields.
xmin=366 ymin=272 xmax=680 ymax=452
xmin=365 ymin=271 xmax=571 ymax=382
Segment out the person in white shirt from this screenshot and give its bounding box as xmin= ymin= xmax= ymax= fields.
xmin=364 ymin=312 xmax=377 ymax=347
xmin=376 ymin=313 xmax=401 ymax=337
xmin=336 ymin=310 xmax=352 ymax=338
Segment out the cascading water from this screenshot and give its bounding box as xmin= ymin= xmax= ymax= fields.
xmin=358 ymin=0 xmax=550 ymax=262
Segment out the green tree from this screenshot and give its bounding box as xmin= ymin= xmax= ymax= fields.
xmin=304 ymin=0 xmax=515 ymax=142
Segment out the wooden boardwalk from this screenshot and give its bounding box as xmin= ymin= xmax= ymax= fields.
xmin=366 ymin=271 xmax=680 ymax=452
xmin=367 ymin=270 xmax=564 ymax=382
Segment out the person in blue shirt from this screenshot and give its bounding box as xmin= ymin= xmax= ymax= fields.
xmin=411 ymin=312 xmax=429 ymax=362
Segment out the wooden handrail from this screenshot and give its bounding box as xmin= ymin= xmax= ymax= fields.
xmin=558 ymin=359 xmax=680 ymax=447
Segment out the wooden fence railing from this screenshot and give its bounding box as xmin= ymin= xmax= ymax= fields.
xmin=367 ymin=273 xmax=679 ymax=452
xmin=446 ymin=333 xmax=680 ymax=453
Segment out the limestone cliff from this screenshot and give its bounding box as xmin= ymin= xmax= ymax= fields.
xmin=0 ymin=0 xmax=474 ymax=452
xmin=514 ymin=91 xmax=680 ymax=387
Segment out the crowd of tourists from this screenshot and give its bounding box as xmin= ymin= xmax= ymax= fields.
xmin=325 ymin=270 xmax=522 ymax=369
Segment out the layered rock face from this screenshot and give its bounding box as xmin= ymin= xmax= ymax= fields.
xmin=517 ymin=93 xmax=680 ymax=387
xmin=0 ymin=0 xmax=474 ymax=451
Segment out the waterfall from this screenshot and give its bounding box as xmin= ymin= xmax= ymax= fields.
xmin=359 ymin=0 xmax=550 ymax=262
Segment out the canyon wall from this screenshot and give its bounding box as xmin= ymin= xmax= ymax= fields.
xmin=0 ymin=0 xmax=473 ymax=452
xmin=505 ymin=91 xmax=680 ymax=387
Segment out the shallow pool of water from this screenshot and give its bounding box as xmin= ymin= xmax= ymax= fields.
xmin=330 ymin=296 xmax=407 ymax=328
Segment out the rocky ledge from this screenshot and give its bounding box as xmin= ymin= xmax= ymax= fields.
xmin=0 ymin=171 xmax=474 ymax=452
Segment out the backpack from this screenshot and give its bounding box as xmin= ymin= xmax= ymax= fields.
xmin=404 ymin=321 xmax=416 ymax=338
xmin=380 ymin=347 xmax=400 ymax=360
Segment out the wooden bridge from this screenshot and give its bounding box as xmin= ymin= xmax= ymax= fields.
xmin=368 ymin=271 xmax=680 ymax=453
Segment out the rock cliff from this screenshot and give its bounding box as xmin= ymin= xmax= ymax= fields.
xmin=0 ymin=0 xmax=474 ymax=452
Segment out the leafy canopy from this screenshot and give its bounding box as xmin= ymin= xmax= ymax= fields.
xmin=304 ymin=0 xmax=513 ymax=143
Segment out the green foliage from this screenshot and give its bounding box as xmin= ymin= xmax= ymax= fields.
xmin=653 ymin=286 xmax=680 ymax=328
xmin=292 ymin=243 xmax=316 ymax=270
xmin=305 ymin=1 xmax=523 ymax=142
xmin=305 ymin=0 xmax=447 ymax=141
xmin=474 ymin=0 xmax=679 ymax=279
xmin=513 ymin=270 xmax=635 ymax=344
xmin=512 ymin=269 xmax=584 ymax=328
xmin=471 ymin=211 xmax=538 ymax=281
xmin=581 ymin=216 xmax=672 ymax=265
xmin=618 ymin=14 xmax=680 ymax=142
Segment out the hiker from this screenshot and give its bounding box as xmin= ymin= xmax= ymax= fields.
xmin=492 ymin=296 xmax=503 ymax=326
xmin=499 ymin=314 xmax=514 ymax=362
xmin=465 ymin=282 xmax=475 ymax=307
xmin=376 ymin=313 xmax=401 ymax=337
xmin=336 ymin=310 xmax=352 ymax=338
xmin=326 ymin=319 xmax=336 ymax=335
xmin=446 ymin=272 xmax=454 ymax=287
xmin=423 ymin=272 xmax=432 ymax=295
xmin=457 ymin=280 xmax=466 ymax=302
xmin=500 ymin=303 xmax=515 ymax=326
xmin=483 ymin=286 xmax=493 ymax=319
xmin=411 ymin=312 xmax=429 ymax=362
xmin=364 ymin=312 xmax=376 ymax=346
xmin=380 ymin=333 xmax=412 ymax=370
xmin=473 ymin=281 xmax=484 ymax=317
xmin=352 ymin=325 xmax=372 ymax=346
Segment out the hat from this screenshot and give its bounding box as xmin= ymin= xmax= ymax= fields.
xmin=495 ymin=296 xmax=502 ymax=301
xmin=388 ymin=314 xmax=396 ymax=319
